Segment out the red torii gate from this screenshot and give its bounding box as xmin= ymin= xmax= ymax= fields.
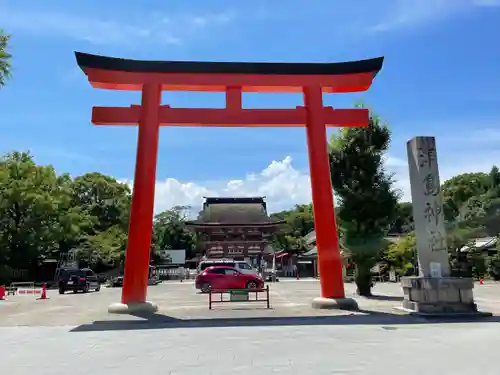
xmin=75 ymin=52 xmax=384 ymax=313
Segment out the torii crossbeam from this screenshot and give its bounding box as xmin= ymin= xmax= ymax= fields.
xmin=75 ymin=52 xmax=384 ymax=313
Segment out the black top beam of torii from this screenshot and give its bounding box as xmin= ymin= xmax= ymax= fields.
xmin=75 ymin=52 xmax=384 ymax=77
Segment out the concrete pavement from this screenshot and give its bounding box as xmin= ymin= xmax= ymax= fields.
xmin=1 ymin=280 xmax=499 ymax=374
xmin=2 ymin=321 xmax=500 ymax=374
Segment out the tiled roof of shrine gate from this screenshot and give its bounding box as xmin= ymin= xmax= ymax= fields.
xmin=186 ymin=197 xmax=284 ymax=227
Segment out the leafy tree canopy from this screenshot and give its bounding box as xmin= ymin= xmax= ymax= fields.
xmin=0 ymin=29 xmax=12 ymax=87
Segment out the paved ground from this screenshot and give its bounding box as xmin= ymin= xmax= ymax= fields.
xmin=2 ymin=280 xmax=500 ymax=374
xmin=2 ymin=279 xmax=499 ymax=326
xmin=0 ymin=279 xmax=406 ymax=326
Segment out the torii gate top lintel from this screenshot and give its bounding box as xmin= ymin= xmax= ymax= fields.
xmin=75 ymin=52 xmax=384 ymax=93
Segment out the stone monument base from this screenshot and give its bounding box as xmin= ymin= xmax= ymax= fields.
xmin=400 ymin=276 xmax=491 ymax=317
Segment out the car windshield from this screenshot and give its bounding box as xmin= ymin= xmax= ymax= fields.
xmin=237 ymin=263 xmax=253 ymax=270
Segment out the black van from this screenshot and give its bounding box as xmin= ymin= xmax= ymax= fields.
xmin=57 ymin=267 xmax=101 ymax=294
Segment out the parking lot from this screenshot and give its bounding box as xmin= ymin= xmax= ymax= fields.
xmin=1 ymin=279 xmax=500 ymax=327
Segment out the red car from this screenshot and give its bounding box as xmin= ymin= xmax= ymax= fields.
xmin=195 ymin=266 xmax=264 ymax=293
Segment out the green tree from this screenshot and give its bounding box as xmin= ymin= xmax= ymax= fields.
xmin=154 ymin=206 xmax=196 ymax=259
xmin=0 ymin=152 xmax=86 ymax=278
xmin=71 ymin=172 xmax=131 ymax=232
xmin=270 ymin=204 xmax=315 ymax=253
xmin=75 ymin=226 xmax=128 ymax=267
xmin=446 ymin=167 xmax=500 ymax=236
xmin=68 ymin=173 xmax=131 ymax=267
xmin=488 ymin=165 xmax=500 ymax=191
xmin=384 ymin=232 xmax=416 ymax=276
xmin=487 ymin=249 xmax=500 ymax=281
xmin=0 ymin=29 xmax=11 ymax=87
xmin=44 ymin=173 xmax=94 ymax=260
xmin=329 ymin=107 xmax=399 ymax=296
xmin=446 ymin=222 xmax=488 ymax=277
xmin=441 ymin=172 xmax=490 ymax=222
xmin=390 ymin=202 xmax=414 ymax=234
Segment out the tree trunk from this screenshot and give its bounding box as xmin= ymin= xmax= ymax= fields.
xmin=356 ymin=280 xmax=372 ymax=297
xmin=355 ymin=266 xmax=373 ymax=296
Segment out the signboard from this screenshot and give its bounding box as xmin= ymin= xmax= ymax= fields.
xmin=157 ymin=249 xmax=186 ymax=265
xmin=230 ymin=290 xmax=249 ymax=302
xmin=430 ymin=262 xmax=442 ymax=278
xmin=389 ymin=270 xmax=397 ymax=282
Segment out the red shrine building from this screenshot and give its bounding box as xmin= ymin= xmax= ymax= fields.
xmin=186 ymin=197 xmax=283 ymax=263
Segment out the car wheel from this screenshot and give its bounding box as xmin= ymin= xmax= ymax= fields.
xmin=95 ymin=285 xmax=100 ymax=292
xmin=58 ymin=288 xmax=65 ymax=295
xmin=200 ymin=283 xmax=212 ymax=293
xmin=73 ymin=289 xmax=77 ymax=293
xmin=246 ymin=280 xmax=258 ymax=289
xmin=83 ymin=284 xmax=89 ymax=293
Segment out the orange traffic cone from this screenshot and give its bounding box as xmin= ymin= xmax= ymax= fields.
xmin=0 ymin=285 xmax=6 ymax=300
xmin=37 ymin=283 xmax=48 ymax=300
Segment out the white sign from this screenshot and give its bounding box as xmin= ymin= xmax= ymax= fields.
xmin=158 ymin=249 xmax=186 ymax=265
xmin=429 ymin=262 xmax=442 ymax=278
xmin=389 ymin=270 xmax=397 ymax=282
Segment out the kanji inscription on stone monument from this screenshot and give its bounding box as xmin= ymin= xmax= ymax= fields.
xmin=407 ymin=136 xmax=450 ymax=277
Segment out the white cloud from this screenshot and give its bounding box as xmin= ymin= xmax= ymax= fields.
xmin=148 ymin=154 xmax=412 ymax=215
xmin=151 ymin=156 xmax=312 ymax=214
xmin=368 ymin=0 xmax=496 ymax=33
xmin=2 ymin=1 xmax=493 ymax=49
xmin=120 ymin=154 xmax=411 ymax=215
xmin=0 ymin=5 xmax=235 ymax=46
xmin=136 ymin=134 xmax=500 ymax=215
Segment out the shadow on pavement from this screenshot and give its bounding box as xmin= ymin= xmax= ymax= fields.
xmin=362 ymin=295 xmax=404 ymax=302
xmin=70 ymin=309 xmax=500 ymax=333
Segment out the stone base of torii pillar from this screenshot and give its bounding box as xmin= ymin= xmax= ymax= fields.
xmin=108 ymin=301 xmax=159 ymax=314
xmin=399 ymin=137 xmax=491 ymax=318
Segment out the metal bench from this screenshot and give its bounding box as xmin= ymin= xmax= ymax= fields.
xmin=208 ymin=285 xmax=270 ymax=310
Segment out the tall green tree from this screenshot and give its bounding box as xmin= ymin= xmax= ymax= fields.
xmin=154 ymin=206 xmax=196 ymax=259
xmin=0 ymin=152 xmax=88 ymax=276
xmin=329 ymin=107 xmax=399 ymax=296
xmin=69 ymin=173 xmax=131 ymax=266
xmin=0 ymin=29 xmax=12 ymax=87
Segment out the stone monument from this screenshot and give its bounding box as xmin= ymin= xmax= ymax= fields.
xmin=401 ymin=136 xmax=489 ymax=316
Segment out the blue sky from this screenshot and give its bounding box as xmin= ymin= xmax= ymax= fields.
xmin=1 ymin=0 xmax=500 ymax=213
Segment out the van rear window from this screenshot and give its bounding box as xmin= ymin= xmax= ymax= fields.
xmin=60 ymin=269 xmax=85 ymax=278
